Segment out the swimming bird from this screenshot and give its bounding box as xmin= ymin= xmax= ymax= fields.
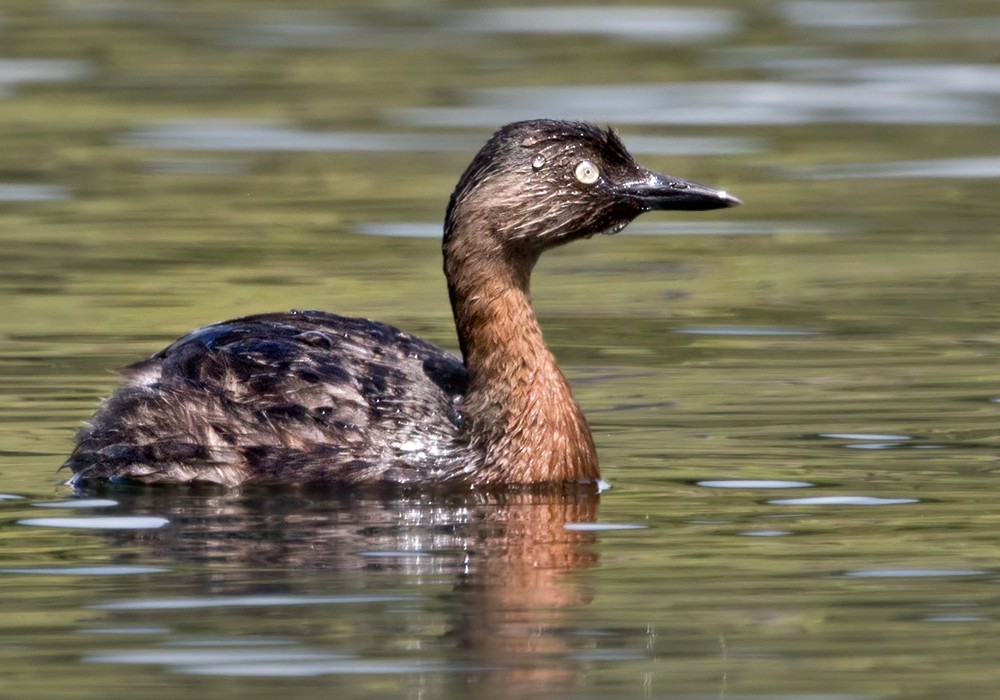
xmin=68 ymin=119 xmax=740 ymax=488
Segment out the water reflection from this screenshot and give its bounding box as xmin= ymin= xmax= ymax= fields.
xmin=33 ymin=498 xmax=119 ymax=508
xmin=222 ymin=6 xmax=738 ymax=49
xmin=0 ymin=58 xmax=91 ymax=96
xmin=94 ymin=593 xmax=413 ymax=611
xmin=781 ymin=0 xmax=922 ymax=29
xmin=805 ymin=156 xmax=1000 ymax=180
xmin=770 ymin=495 xmax=918 ymax=506
xmin=0 ymin=184 xmax=71 ymax=201
xmin=145 ymin=158 xmax=246 ymax=175
xmin=68 ymin=486 xmax=601 ymax=686
xmin=446 ymin=7 xmax=738 ymax=42
xmin=843 ymin=568 xmax=985 ymax=578
xmin=396 ymin=76 xmax=998 ymax=126
xmin=675 ymin=326 xmax=819 ymax=336
xmin=744 ymin=58 xmax=1000 ymax=93
xmin=1 ymin=565 xmax=166 ymax=575
xmin=18 ymin=515 xmax=169 ymax=529
xmin=121 ymin=120 xmax=481 ymax=153
xmin=697 ymin=479 xmax=813 ymax=488
xmin=819 ymin=433 xmax=911 ymax=441
xmin=778 ymin=2 xmax=1000 ymax=44
xmin=222 ymin=11 xmax=367 ymax=49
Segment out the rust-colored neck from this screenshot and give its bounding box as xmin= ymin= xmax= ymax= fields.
xmin=445 ymin=244 xmax=599 ymax=485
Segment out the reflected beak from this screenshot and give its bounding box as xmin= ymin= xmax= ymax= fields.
xmin=620 ymin=170 xmax=742 ymax=212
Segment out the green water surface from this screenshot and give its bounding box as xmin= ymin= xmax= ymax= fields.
xmin=2 ymin=1 xmax=1000 ymax=698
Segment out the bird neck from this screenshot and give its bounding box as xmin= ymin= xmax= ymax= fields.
xmin=444 ymin=239 xmax=599 ymax=486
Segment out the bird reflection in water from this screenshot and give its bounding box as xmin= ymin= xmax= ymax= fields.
xmin=79 ymin=484 xmax=602 ymax=694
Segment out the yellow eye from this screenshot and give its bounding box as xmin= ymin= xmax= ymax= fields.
xmin=574 ymin=160 xmax=600 ymax=184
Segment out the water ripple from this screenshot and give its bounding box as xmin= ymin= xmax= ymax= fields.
xmin=820 ymin=433 xmax=911 ymax=441
xmin=804 ymin=157 xmax=1000 ymax=180
xmin=18 ymin=516 xmax=169 ymax=529
xmin=750 ymin=58 xmax=1000 ymax=94
xmin=843 ymin=568 xmax=985 ymax=578
xmin=32 ymin=499 xmax=119 ymax=509
xmin=925 ymin=614 xmax=989 ymax=623
xmin=80 ymin=627 xmax=172 ymax=636
xmin=677 ymin=326 xmax=818 ymax=336
xmin=81 ymin=634 xmax=470 ymax=678
xmin=222 ymin=7 xmax=739 ymax=49
xmin=1 ymin=565 xmax=165 ymax=576
xmin=120 ymin=120 xmax=479 ymax=153
xmin=447 ymin=7 xmax=739 ymax=42
xmin=0 ymin=184 xmax=71 ymax=201
xmin=698 ymin=480 xmax=814 ymax=488
xmin=93 ymin=593 xmax=415 ymax=611
xmin=86 ymin=649 xmax=349 ymax=666
xmin=567 ymin=648 xmax=646 ymax=661
xmin=782 ymin=1 xmax=923 ymax=29
xmin=564 ymin=522 xmax=646 ymax=532
xmin=395 ymin=79 xmax=996 ymax=127
xmin=175 ymin=659 xmax=461 ymax=677
xmin=771 ymin=496 xmax=918 ymax=506
xmin=0 ymin=59 xmax=92 ymax=92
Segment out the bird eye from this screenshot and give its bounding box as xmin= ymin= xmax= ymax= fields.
xmin=574 ymin=160 xmax=600 ymax=184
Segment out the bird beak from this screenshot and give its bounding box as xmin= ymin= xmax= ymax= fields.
xmin=620 ymin=169 xmax=742 ymax=212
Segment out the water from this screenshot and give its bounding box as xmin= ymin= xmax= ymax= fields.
xmin=2 ymin=0 xmax=999 ymax=698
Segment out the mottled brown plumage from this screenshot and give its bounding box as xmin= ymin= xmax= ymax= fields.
xmin=68 ymin=119 xmax=739 ymax=488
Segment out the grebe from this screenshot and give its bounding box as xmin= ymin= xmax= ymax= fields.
xmin=68 ymin=120 xmax=740 ymax=488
